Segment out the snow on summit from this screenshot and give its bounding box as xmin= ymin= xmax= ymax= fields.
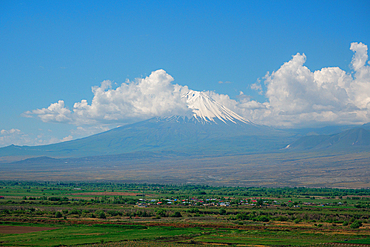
xmin=183 ymin=90 xmax=251 ymax=124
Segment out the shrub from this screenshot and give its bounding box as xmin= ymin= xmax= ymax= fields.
xmin=107 ymin=210 xmax=121 ymax=216
xmin=294 ymin=218 xmax=301 ymax=224
xmin=350 ymin=220 xmax=362 ymax=229
xmin=171 ymin=211 xmax=182 ymax=217
xmin=342 ymin=221 xmax=348 ymax=226
xmin=55 ymin=211 xmax=62 ymax=218
xmin=236 ymin=213 xmax=249 ymax=220
xmin=98 ymin=212 xmax=106 ymax=219
xmin=156 ymin=209 xmax=167 ymax=217
xmin=187 ymin=208 xmax=199 ymax=213
xmin=276 ymin=216 xmax=288 ymax=221
xmin=257 ymin=216 xmax=269 ymax=222
xmin=2 ymin=209 xmax=10 ymax=214
xmin=70 ymin=209 xmax=81 ymax=215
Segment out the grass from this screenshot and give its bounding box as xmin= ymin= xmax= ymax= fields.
xmin=337 ymin=238 xmax=370 ymax=244
xmin=0 ymin=182 xmax=369 ymax=246
xmin=0 ymin=223 xmax=207 ymax=246
xmin=78 ymin=242 xmax=215 ymax=247
xmin=190 ymin=229 xmax=359 ymax=246
xmin=1 ymin=221 xmax=369 ymax=246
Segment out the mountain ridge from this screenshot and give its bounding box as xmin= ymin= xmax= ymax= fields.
xmin=287 ymin=126 xmax=370 ymax=150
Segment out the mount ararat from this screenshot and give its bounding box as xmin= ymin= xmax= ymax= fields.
xmin=0 ymin=90 xmax=291 ymax=158
xmin=1 ymin=90 xmax=370 ymax=188
xmin=1 ymin=90 xmax=370 ymax=159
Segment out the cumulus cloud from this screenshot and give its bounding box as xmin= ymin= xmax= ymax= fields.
xmin=350 ymin=42 xmax=369 ymax=71
xmin=71 ymin=126 xmax=112 ymax=137
xmin=25 ymin=70 xmax=192 ymax=125
xmin=251 ymin=79 xmax=263 ymax=95
xmin=24 ymin=100 xmax=72 ymax=123
xmin=0 ymin=129 xmax=30 ymax=147
xmin=0 ymin=128 xmax=73 ymax=147
xmin=1 ymin=129 xmax=21 ymax=135
xmin=237 ymin=42 xmax=370 ymax=126
xmin=24 ymin=42 xmax=370 ymax=128
xmin=61 ymin=135 xmax=73 ymax=142
xmin=188 ymin=42 xmax=370 ymax=127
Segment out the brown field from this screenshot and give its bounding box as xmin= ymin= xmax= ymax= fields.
xmin=0 ymin=225 xmax=58 ymax=234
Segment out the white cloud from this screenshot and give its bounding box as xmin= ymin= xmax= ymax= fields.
xmin=26 ymin=69 xmax=191 ymax=125
xmin=24 ymin=100 xmax=72 ymax=123
xmin=1 ymin=129 xmax=21 ymax=135
xmin=235 ymin=42 xmax=370 ymax=126
xmin=0 ymin=129 xmax=30 ymax=147
xmin=61 ymin=135 xmax=73 ymax=142
xmin=0 ymin=128 xmax=74 ymax=147
xmin=251 ymin=79 xmax=263 ymax=95
xmin=24 ymin=42 xmax=370 ymax=129
xmin=350 ymin=42 xmax=369 ymax=71
xmin=71 ymin=126 xmax=112 ymax=137
xmin=191 ymin=42 xmax=370 ymax=127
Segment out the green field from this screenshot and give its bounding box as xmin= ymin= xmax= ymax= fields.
xmin=0 ymin=181 xmax=369 ymax=246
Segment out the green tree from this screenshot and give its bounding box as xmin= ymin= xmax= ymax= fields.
xmin=98 ymin=211 xmax=106 ymax=219
xmin=350 ymin=220 xmax=363 ymax=229
xmin=256 ymin=199 xmax=264 ymax=206
xmin=156 ymin=209 xmax=167 ymax=217
xmin=171 ymin=211 xmax=182 ymax=217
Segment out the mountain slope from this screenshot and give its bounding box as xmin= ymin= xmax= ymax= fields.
xmin=287 ymin=127 xmax=370 ymax=150
xmin=0 ymin=115 xmax=292 ymax=158
xmin=0 ymin=90 xmax=293 ymax=159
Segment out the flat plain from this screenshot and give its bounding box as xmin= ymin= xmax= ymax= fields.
xmin=1 ymin=150 xmax=370 ymax=188
xmin=0 ymin=182 xmax=369 ymax=246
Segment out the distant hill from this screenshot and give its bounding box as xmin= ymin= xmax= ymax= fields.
xmin=287 ymin=127 xmax=370 ymax=151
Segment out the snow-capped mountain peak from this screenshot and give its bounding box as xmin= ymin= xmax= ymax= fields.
xmin=182 ymin=90 xmax=251 ymax=124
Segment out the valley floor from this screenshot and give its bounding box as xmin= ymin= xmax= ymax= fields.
xmin=1 ymin=150 xmax=370 ymax=188
xmin=0 ymin=182 xmax=370 ymax=246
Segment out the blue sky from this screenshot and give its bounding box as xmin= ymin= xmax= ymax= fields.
xmin=1 ymin=0 xmax=370 ymax=147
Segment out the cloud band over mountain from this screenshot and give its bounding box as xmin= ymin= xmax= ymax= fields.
xmin=24 ymin=70 xmax=192 ymax=126
xmin=24 ymin=42 xmax=370 ymax=128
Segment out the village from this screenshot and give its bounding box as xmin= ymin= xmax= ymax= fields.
xmin=135 ymin=197 xmax=342 ymax=208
